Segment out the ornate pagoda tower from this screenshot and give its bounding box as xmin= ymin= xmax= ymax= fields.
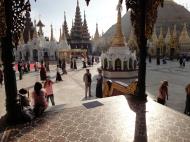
xmin=70 ymin=0 xmax=91 ymax=53
xmin=63 ymin=12 xmax=70 ymax=42
xmin=82 ymin=11 xmax=91 ymax=50
xmin=23 ymin=11 xmax=34 ymax=43
xmin=101 ymin=3 xmax=137 ymax=79
xmin=94 ymin=23 xmax=100 ymax=41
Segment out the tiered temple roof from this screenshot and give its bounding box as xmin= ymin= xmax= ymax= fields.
xmin=82 ymin=11 xmax=90 ymax=41
xmin=63 ymin=12 xmax=70 ymax=40
xmin=70 ymin=0 xmax=83 ymax=41
xmin=93 ymin=23 xmax=100 ymax=41
xmin=69 ymin=0 xmax=91 ymax=52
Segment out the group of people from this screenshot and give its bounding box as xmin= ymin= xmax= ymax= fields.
xmin=83 ymin=68 xmax=103 ymax=99
xmin=157 ymin=80 xmax=190 ymax=116
xmin=19 ymin=76 xmax=55 ymax=120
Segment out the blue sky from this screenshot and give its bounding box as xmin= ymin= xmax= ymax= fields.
xmin=30 ymin=0 xmax=190 ymax=41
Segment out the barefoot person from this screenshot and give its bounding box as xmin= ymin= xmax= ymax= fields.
xmin=96 ymin=68 xmax=103 ymax=98
xmin=157 ymin=80 xmax=168 ymax=105
xmin=83 ymin=69 xmax=92 ymax=98
xmin=44 ymin=76 xmax=55 ymax=106
xmin=31 ymin=82 xmax=48 ymax=117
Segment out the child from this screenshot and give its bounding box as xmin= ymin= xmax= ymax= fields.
xmin=44 ymin=76 xmax=55 ymax=106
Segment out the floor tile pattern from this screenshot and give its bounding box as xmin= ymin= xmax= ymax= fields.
xmin=2 ymin=96 xmax=190 ymax=142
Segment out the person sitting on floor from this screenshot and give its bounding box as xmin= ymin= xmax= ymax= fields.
xmin=31 ymin=82 xmax=48 ymax=117
xmin=18 ymin=88 xmax=30 ymax=109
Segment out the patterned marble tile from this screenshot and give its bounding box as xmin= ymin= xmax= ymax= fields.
xmin=2 ymin=95 xmax=190 ymax=142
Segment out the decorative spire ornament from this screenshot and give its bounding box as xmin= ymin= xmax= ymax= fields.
xmin=111 ymin=2 xmax=125 ymax=47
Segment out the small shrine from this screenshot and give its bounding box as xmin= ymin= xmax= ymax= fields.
xmin=101 ymin=4 xmax=137 ymax=79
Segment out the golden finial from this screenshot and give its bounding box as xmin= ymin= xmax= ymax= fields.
xmin=111 ymin=3 xmax=125 ymax=47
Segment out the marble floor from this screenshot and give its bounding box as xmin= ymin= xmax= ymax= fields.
xmin=1 ymin=96 xmax=190 ymax=142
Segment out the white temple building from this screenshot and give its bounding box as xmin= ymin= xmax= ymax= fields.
xmin=14 ymin=20 xmax=69 ymax=62
xmin=101 ymin=4 xmax=137 ymax=79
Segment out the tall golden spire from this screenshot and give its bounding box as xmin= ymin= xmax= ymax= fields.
xmin=171 ymin=24 xmax=178 ymax=48
xmin=179 ymin=23 xmax=190 ymax=44
xmin=111 ymin=3 xmax=125 ymax=47
xmin=165 ymin=27 xmax=171 ymax=44
xmin=158 ymin=26 xmax=164 ymax=48
xmin=152 ymin=26 xmax=158 ymax=44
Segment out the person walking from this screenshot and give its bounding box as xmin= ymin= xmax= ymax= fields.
xmin=83 ymin=69 xmax=92 ymax=99
xmin=184 ymin=84 xmax=190 ymax=115
xmin=0 ymin=68 xmax=3 ymax=87
xmin=40 ymin=64 xmax=47 ymax=81
xmin=18 ymin=61 xmax=23 ymax=80
xmin=74 ymin=58 xmax=77 ymax=70
xmin=31 ymin=82 xmax=48 ymax=117
xmin=96 ymin=68 xmax=103 ymax=98
xmin=157 ymin=80 xmax=168 ymax=105
xmin=182 ymin=57 xmax=186 ymax=68
xmin=44 ymin=76 xmax=55 ymax=106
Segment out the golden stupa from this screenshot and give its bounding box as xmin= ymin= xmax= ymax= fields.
xmin=111 ymin=4 xmax=125 ymax=47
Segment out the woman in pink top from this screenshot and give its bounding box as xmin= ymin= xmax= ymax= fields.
xmin=157 ymin=80 xmax=168 ymax=105
xmin=32 ymin=82 xmax=48 ymax=116
xmin=44 ymin=76 xmax=55 ymax=106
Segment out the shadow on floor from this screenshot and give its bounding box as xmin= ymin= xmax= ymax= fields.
xmin=125 ymin=95 xmax=147 ymax=142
